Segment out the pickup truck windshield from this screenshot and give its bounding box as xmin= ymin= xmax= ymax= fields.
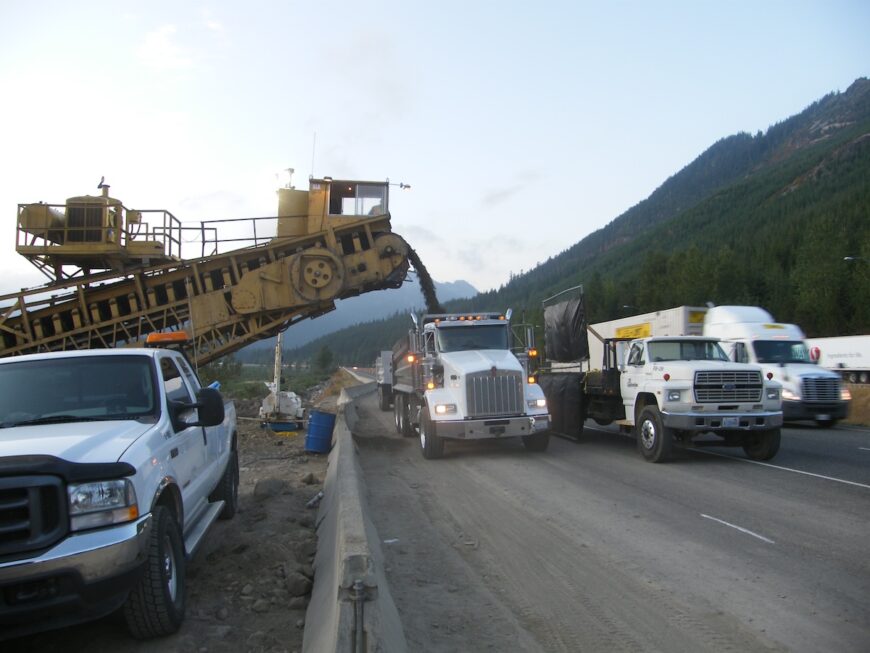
xmin=752 ymin=340 xmax=812 ymax=364
xmin=436 ymin=325 xmax=509 ymax=352
xmin=0 ymin=355 xmax=157 ymax=427
xmin=647 ymin=340 xmax=729 ymax=362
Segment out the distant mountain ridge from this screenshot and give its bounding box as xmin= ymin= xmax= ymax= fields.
xmin=283 ymin=78 xmax=870 ymax=365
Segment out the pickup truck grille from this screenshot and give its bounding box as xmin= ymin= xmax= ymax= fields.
xmin=0 ymin=475 xmax=67 ymax=557
xmin=694 ymin=370 xmax=762 ymax=403
xmin=466 ymin=370 xmax=524 ymax=418
xmin=802 ymin=376 xmax=840 ymax=401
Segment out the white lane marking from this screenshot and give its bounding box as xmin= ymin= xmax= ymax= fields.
xmin=859 ymin=447 xmax=870 ymax=452
xmin=692 ymin=449 xmax=870 ymax=490
xmin=701 ymin=514 xmax=775 ymax=544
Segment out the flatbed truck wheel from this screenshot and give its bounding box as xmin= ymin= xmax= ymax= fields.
xmin=522 ymin=431 xmax=550 ymax=452
xmin=636 ymin=406 xmax=673 ymax=463
xmin=742 ymin=428 xmax=781 ymax=461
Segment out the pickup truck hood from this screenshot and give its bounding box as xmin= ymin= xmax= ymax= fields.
xmin=441 ymin=350 xmax=523 ymax=375
xmin=0 ymin=420 xmax=155 ymax=464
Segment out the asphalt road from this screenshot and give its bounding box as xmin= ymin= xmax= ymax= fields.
xmin=353 ymin=394 xmax=870 ymax=652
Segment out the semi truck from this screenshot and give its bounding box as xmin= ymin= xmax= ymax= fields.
xmin=537 ymin=289 xmax=784 ymax=462
xmin=387 ymin=311 xmax=550 ymax=459
xmin=805 ymin=335 xmax=870 ymax=385
xmin=704 ymin=306 xmax=850 ymax=427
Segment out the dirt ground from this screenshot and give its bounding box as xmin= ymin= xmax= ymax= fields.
xmin=5 ymin=381 xmax=339 ymax=653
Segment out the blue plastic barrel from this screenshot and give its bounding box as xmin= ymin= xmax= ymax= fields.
xmin=305 ymin=410 xmax=336 ymax=453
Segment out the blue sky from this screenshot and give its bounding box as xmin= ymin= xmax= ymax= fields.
xmin=0 ymin=1 xmax=867 ymax=293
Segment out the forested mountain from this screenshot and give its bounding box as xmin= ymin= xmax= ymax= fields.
xmin=287 ymin=78 xmax=870 ymax=367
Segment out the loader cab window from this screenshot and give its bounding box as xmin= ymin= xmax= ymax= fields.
xmin=328 ymin=182 xmax=388 ymax=217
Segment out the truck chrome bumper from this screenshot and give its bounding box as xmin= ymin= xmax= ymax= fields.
xmin=782 ymin=399 xmax=849 ymax=422
xmin=0 ymin=514 xmax=152 ymax=629
xmin=435 ymin=414 xmax=550 ymax=440
xmin=661 ymin=410 xmax=783 ymax=431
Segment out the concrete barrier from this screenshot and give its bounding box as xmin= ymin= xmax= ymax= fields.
xmin=303 ymin=384 xmax=407 ymax=652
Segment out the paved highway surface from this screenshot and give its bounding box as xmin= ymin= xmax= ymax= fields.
xmin=353 ymin=393 xmax=870 ymax=652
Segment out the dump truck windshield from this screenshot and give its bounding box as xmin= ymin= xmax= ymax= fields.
xmin=436 ymin=325 xmax=509 ymax=352
xmin=647 ymin=340 xmax=729 ymax=362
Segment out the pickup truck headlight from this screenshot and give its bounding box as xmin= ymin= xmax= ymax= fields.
xmin=68 ymin=479 xmax=139 ymax=532
xmin=766 ymin=388 xmax=781 ymax=401
xmin=667 ymin=390 xmax=682 ymax=402
xmin=782 ymin=389 xmax=800 ymax=401
xmin=527 ymin=399 xmax=547 ymax=409
xmin=434 ymin=403 xmax=457 ymax=415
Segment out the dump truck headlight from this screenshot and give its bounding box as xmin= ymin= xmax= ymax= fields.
xmin=68 ymin=479 xmax=139 ymax=532
xmin=527 ymin=399 xmax=546 ymax=409
xmin=841 ymin=387 xmax=851 ymax=401
xmin=667 ymin=390 xmax=682 ymax=402
xmin=766 ymin=388 xmax=781 ymax=401
xmin=782 ymin=389 xmax=800 ymax=401
xmin=434 ymin=403 xmax=456 ymax=415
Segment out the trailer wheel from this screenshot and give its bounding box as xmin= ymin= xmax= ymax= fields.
xmin=420 ymin=405 xmax=444 ymax=459
xmin=636 ymin=406 xmax=673 ymax=463
xmin=742 ymin=428 xmax=780 ymax=461
xmin=378 ymin=385 xmax=391 ymax=411
xmin=522 ymin=431 xmax=550 ymax=452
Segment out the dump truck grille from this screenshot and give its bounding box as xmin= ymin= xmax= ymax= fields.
xmin=466 ymin=370 xmax=524 ymax=418
xmin=802 ymin=376 xmax=840 ymax=401
xmin=0 ymin=475 xmax=67 ymax=557
xmin=694 ymin=370 xmax=762 ymax=403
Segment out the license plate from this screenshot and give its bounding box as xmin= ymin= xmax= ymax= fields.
xmin=723 ymin=417 xmax=739 ymax=428
xmin=816 ymin=414 xmax=830 ymax=421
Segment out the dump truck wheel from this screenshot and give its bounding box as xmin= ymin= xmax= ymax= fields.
xmin=420 ymin=405 xmax=444 ymax=459
xmin=522 ymin=431 xmax=550 ymax=452
xmin=742 ymin=428 xmax=781 ymax=461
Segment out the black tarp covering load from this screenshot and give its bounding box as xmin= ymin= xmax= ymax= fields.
xmin=544 ymin=297 xmax=589 ymax=362
xmin=537 ymin=373 xmax=584 ymax=438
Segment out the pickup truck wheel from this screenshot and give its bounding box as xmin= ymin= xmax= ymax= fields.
xmin=636 ymin=406 xmax=673 ymax=463
xmin=742 ymin=428 xmax=781 ymax=461
xmin=124 ymin=505 xmax=186 ymax=639
xmin=210 ymin=449 xmax=239 ymax=520
xmin=400 ymin=396 xmax=414 ymax=438
xmin=420 ymin=406 xmax=444 ymax=459
xmin=522 ymin=431 xmax=550 ymax=452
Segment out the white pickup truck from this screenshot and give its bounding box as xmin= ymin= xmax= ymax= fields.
xmin=0 ymin=347 xmax=238 ymax=640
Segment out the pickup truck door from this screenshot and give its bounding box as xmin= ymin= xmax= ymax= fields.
xmin=158 ymin=355 xmax=208 ymax=517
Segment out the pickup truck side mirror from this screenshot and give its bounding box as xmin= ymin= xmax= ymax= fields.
xmin=171 ymin=387 xmax=225 ymax=428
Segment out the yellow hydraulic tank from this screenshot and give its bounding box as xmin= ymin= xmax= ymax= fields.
xmin=276 ymin=188 xmax=309 ymax=238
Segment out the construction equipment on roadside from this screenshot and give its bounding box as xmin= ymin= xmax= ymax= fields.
xmin=3 ymin=174 xmax=409 ymax=365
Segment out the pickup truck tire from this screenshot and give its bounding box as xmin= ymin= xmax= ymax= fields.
xmin=124 ymin=505 xmax=186 ymax=639
xmin=522 ymin=431 xmax=550 ymax=452
xmin=420 ymin=405 xmax=444 ymax=459
xmin=210 ymin=449 xmax=239 ymax=520
xmin=742 ymin=428 xmax=781 ymax=461
xmin=636 ymin=406 xmax=673 ymax=463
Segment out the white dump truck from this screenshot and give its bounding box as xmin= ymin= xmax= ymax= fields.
xmin=375 ymin=350 xmax=393 ymax=410
xmin=704 ymin=306 xmax=851 ymax=427
xmin=387 ymin=311 xmax=550 ymax=459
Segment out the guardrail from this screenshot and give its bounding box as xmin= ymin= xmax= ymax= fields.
xmin=303 ymin=382 xmax=407 ymax=652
